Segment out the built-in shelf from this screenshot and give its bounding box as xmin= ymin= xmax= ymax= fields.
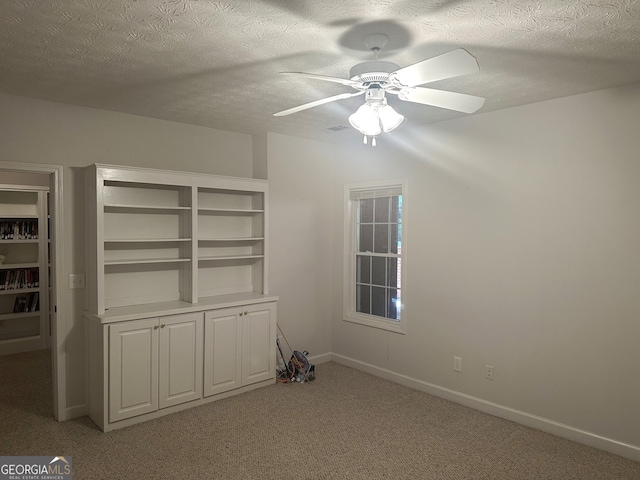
xmin=87 ymin=164 xmax=269 ymax=315
xmin=199 ymin=237 xmax=264 ymax=242
xmin=104 ymin=238 xmax=192 ymax=243
xmin=0 ymin=333 xmax=41 ymax=343
xmin=0 ymin=311 xmax=40 ymax=321
xmin=85 ymin=166 xmax=276 ymax=433
xmin=198 ymin=208 xmax=263 ymax=215
xmin=0 ymin=239 xmax=39 ymax=244
xmin=0 ymin=287 xmax=39 ymax=296
xmin=105 ymin=204 xmax=191 ymax=212
xmin=105 ymin=258 xmax=192 ymax=266
xmin=199 ymin=254 xmax=264 ymax=262
xmin=0 ymin=262 xmax=39 ymax=270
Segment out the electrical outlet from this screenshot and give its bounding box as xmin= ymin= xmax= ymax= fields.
xmin=453 ymin=356 xmax=462 ymax=373
xmin=485 ymin=365 xmax=494 ymax=381
xmin=68 ymin=273 xmax=86 ymax=290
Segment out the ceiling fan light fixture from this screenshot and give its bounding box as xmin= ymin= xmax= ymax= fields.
xmin=349 ymin=103 xmax=382 ymax=136
xmin=378 ymin=104 xmax=404 ymax=132
xmin=349 ymin=97 xmax=404 ymax=138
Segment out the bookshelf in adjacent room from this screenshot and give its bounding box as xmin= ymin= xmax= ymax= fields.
xmin=0 ymin=188 xmax=49 ymax=355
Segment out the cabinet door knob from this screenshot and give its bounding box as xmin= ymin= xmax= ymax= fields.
xmin=153 ymin=325 xmax=159 ymax=330
xmin=161 ymin=323 xmax=166 ymax=328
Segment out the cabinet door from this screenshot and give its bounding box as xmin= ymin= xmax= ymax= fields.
xmin=203 ymin=308 xmax=242 ymax=397
xmin=242 ymin=303 xmax=276 ymax=386
xmin=109 ymin=318 xmax=159 ymax=422
xmin=158 ymin=312 xmax=203 ymax=409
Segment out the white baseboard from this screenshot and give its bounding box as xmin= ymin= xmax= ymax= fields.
xmin=65 ymin=403 xmax=88 ymax=421
xmin=307 ymin=351 xmax=332 ymax=365
xmin=331 ymin=353 xmax=640 ymax=463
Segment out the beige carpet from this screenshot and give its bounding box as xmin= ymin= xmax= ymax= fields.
xmin=1 ymin=349 xmax=639 ymax=479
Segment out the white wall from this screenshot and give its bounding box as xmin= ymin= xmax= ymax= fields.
xmin=266 ymin=133 xmax=335 ymax=359
xmin=327 ymin=82 xmax=640 ymax=454
xmin=0 ymin=93 xmax=253 ymax=413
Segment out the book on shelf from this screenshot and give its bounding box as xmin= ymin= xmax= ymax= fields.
xmin=12 ymin=292 xmax=39 ymax=313
xmin=0 ymin=268 xmax=39 ymax=290
xmin=29 ymin=292 xmax=39 ymax=312
xmin=0 ymin=220 xmax=38 ymax=240
xmin=13 ymin=294 xmax=28 ymax=313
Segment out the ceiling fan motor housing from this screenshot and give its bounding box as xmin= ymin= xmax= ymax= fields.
xmin=349 ymin=61 xmax=400 ymax=85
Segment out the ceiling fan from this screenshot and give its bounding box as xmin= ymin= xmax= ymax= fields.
xmin=273 ymin=33 xmax=485 ymax=145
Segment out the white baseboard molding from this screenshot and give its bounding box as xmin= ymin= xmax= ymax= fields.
xmin=65 ymin=403 xmax=89 ymax=421
xmin=331 ymin=353 xmax=640 ymax=463
xmin=308 ymin=351 xmax=332 ymax=365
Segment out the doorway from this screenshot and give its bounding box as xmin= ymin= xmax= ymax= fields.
xmin=0 ymin=162 xmax=64 ymax=421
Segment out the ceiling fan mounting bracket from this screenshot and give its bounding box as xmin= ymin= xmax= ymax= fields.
xmin=363 ymin=33 xmax=389 ymax=53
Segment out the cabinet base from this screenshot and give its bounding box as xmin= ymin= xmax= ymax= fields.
xmin=91 ymin=378 xmax=274 ymax=432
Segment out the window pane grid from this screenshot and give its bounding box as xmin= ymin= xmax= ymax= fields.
xmin=355 ymin=282 xmax=402 ymax=320
xmin=357 ymin=222 xmax=400 ymax=253
xmin=354 ymin=193 xmax=402 ymax=322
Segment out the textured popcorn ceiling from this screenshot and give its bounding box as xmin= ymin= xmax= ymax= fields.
xmin=1 ymin=0 xmax=640 ymax=143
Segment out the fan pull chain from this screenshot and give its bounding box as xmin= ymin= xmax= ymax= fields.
xmin=363 ymin=135 xmax=378 ymax=146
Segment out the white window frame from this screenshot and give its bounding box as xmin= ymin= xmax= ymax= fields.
xmin=343 ymin=179 xmax=407 ymax=334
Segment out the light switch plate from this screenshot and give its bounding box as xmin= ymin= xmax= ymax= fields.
xmin=69 ymin=273 xmax=86 ymax=290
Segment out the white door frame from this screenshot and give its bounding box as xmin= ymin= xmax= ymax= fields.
xmin=0 ymin=161 xmax=65 ymax=421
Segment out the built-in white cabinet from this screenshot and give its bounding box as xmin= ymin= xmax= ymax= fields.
xmin=85 ymin=163 xmax=277 ymax=432
xmin=86 ymin=164 xmax=269 ymax=314
xmin=108 ymin=312 xmax=203 ymax=423
xmin=159 ymin=313 xmax=204 ymax=409
xmin=87 ymin=297 xmax=276 ymax=432
xmin=0 ymin=188 xmax=49 ymax=356
xmin=204 ymin=302 xmax=276 ymax=397
xmin=108 ymin=317 xmax=159 ymax=422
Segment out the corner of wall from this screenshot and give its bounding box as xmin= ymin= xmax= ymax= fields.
xmin=252 ymin=133 xmax=268 ymax=179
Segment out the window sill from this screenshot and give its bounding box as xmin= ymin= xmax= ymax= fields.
xmin=343 ymin=312 xmax=405 ymax=334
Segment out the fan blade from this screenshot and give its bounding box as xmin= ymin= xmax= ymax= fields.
xmin=273 ymin=91 xmax=364 ymax=116
xmin=390 ymin=49 xmax=479 ymax=87
xmin=398 ymin=87 xmax=485 ymax=113
xmin=280 ymin=72 xmax=360 ymax=87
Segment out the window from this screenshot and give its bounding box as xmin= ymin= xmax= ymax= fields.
xmin=344 ymin=180 xmax=406 ymax=333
